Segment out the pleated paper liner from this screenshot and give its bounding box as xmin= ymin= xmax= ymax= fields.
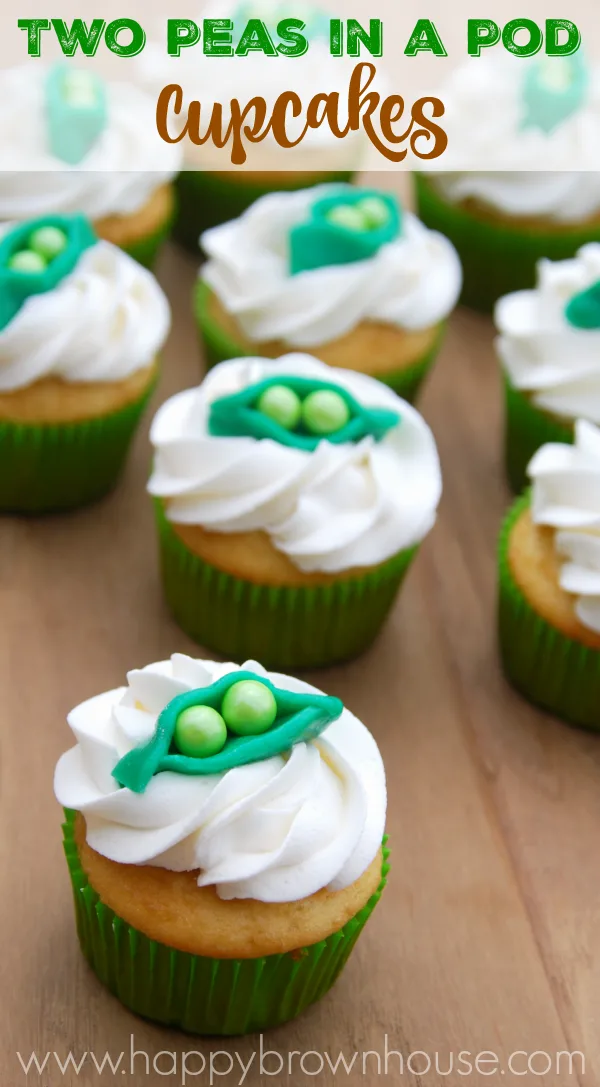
xmin=63 ymin=810 xmax=390 ymax=1036
xmin=194 ymin=280 xmax=442 ymax=405
xmin=504 ymin=376 xmax=574 ymax=494
xmin=498 ymin=494 xmax=600 ymax=731
xmin=415 ymin=173 xmax=600 ymax=315
xmin=173 ymin=169 xmax=355 ymax=254
xmin=0 ymin=379 xmax=156 ymax=515
xmin=155 ymin=501 xmax=416 ymax=670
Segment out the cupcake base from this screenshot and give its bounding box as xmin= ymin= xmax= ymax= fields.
xmin=0 ymin=379 xmax=156 ymax=515
xmin=63 ymin=809 xmax=390 ymax=1036
xmin=504 ymin=377 xmax=574 ymax=494
xmin=498 ymin=495 xmax=600 ymax=731
xmin=194 ymin=280 xmax=444 ymax=404
xmin=156 ymin=502 xmax=417 ymax=670
xmin=415 ymin=173 xmax=600 ymax=314
xmin=94 ymin=184 xmax=176 ymax=270
xmin=173 ymin=169 xmax=354 ymax=254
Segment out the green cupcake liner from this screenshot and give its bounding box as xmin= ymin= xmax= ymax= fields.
xmin=415 ymin=173 xmax=600 ymax=315
xmin=63 ymin=809 xmax=390 ymax=1036
xmin=174 ymin=169 xmax=355 ymax=254
xmin=498 ymin=494 xmax=600 ymax=731
xmin=194 ymin=280 xmax=443 ymax=404
xmin=155 ymin=500 xmax=416 ymax=670
xmin=504 ymin=376 xmax=574 ymax=494
xmin=0 ymin=378 xmax=156 ymax=514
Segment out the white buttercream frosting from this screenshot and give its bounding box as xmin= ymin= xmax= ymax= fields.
xmin=429 ymin=56 xmax=600 ymax=222
xmin=0 ymin=241 xmax=170 ymax=390
xmin=496 ymin=245 xmax=600 ymax=423
xmin=201 ymin=185 xmax=462 ymax=346
xmin=0 ymin=66 xmax=181 ymax=220
xmin=147 ymin=354 xmax=442 ymax=574
xmin=529 ymin=420 xmax=600 ymax=633
xmin=54 ymin=654 xmax=386 ymax=903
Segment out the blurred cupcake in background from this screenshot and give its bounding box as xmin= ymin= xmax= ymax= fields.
xmin=499 ymin=421 xmax=600 ymax=731
xmin=416 ymin=53 xmax=600 ymax=312
xmin=55 ymin=653 xmax=389 ymax=1035
xmin=496 ymin=244 xmax=600 ymax=492
xmin=0 ymin=214 xmax=170 ymax=513
xmin=195 ymin=183 xmax=462 ymax=403
xmin=148 ymin=353 xmax=442 ymax=669
xmin=0 ymin=65 xmax=182 ymax=268
xmin=139 ymin=0 xmax=365 ymax=251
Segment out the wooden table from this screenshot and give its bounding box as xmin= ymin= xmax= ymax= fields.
xmin=2 ymin=206 xmax=599 ymax=1086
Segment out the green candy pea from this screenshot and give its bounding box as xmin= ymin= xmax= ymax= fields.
xmin=302 ymin=389 xmax=350 ymax=436
xmin=221 ymin=680 xmax=278 ymax=737
xmin=174 ymin=705 xmax=228 ymax=758
xmin=257 ymin=385 xmax=302 ymax=430
xmin=8 ymin=250 xmax=47 ymax=274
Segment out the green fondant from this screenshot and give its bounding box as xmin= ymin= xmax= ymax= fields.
xmin=174 ymin=705 xmax=228 ymax=758
xmin=565 ymin=279 xmax=600 ymax=329
xmin=0 ymin=214 xmax=97 ymax=331
xmin=112 ymin=671 xmax=343 ymax=793
xmin=290 ymin=187 xmax=401 ymax=275
xmin=522 ymin=54 xmax=589 ymax=135
xmin=257 ymin=384 xmax=302 ymax=430
xmin=209 ymin=374 xmax=400 ymax=450
xmin=302 ymin=389 xmax=350 ymax=436
xmin=221 ymin=679 xmax=278 ymax=736
xmin=46 ymin=64 xmax=108 ymax=166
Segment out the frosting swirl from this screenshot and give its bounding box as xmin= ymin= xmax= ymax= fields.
xmin=0 ymin=240 xmax=171 ymax=390
xmin=53 ymin=654 xmax=386 ymax=903
xmin=429 ymin=56 xmax=600 ymax=222
xmin=496 ymin=245 xmax=600 ymax=423
xmin=0 ymin=66 xmax=180 ymax=220
xmin=147 ymin=354 xmax=442 ymax=573
xmin=201 ymin=185 xmax=462 ymax=347
xmin=529 ymin=420 xmax=600 ymax=633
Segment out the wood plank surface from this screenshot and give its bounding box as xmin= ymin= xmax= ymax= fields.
xmin=1 ymin=188 xmax=599 ymax=1086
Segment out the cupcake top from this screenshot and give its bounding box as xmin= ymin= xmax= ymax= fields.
xmin=0 ymin=65 xmax=181 ymax=221
xmin=54 ymin=654 xmax=386 ymax=903
xmin=529 ymin=420 xmax=600 ymax=634
xmin=200 ymin=184 xmax=462 ymax=348
xmin=0 ymin=215 xmax=170 ymax=391
xmin=148 ymin=353 xmax=442 ymax=574
xmin=496 ymin=244 xmax=600 ymax=424
xmin=430 ymin=54 xmax=600 ymax=223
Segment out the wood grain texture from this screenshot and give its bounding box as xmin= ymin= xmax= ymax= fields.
xmin=1 ymin=197 xmax=598 ymax=1086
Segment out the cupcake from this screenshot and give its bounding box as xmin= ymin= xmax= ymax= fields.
xmin=195 ymin=184 xmax=462 ymax=403
xmin=0 ymin=65 xmax=182 ymax=268
xmin=499 ymin=420 xmax=600 ymax=730
xmin=54 ymin=653 xmax=389 ymax=1035
xmin=416 ymin=54 xmax=600 ymax=312
xmin=148 ymin=353 xmax=442 ymax=669
xmin=0 ymin=214 xmax=170 ymax=513
xmin=496 ymin=244 xmax=600 ymax=493
xmin=139 ymin=0 xmax=362 ymax=250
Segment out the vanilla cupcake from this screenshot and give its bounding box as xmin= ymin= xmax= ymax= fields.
xmin=55 ymin=653 xmax=389 ymax=1034
xmin=0 ymin=65 xmax=181 ymax=267
xmin=0 ymin=214 xmax=170 ymax=512
xmin=499 ymin=420 xmax=600 ymax=730
xmin=416 ymin=54 xmax=600 ymax=312
xmin=496 ymin=244 xmax=600 ymax=492
xmin=148 ymin=353 xmax=441 ymax=669
xmin=195 ymin=183 xmax=462 ymax=403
